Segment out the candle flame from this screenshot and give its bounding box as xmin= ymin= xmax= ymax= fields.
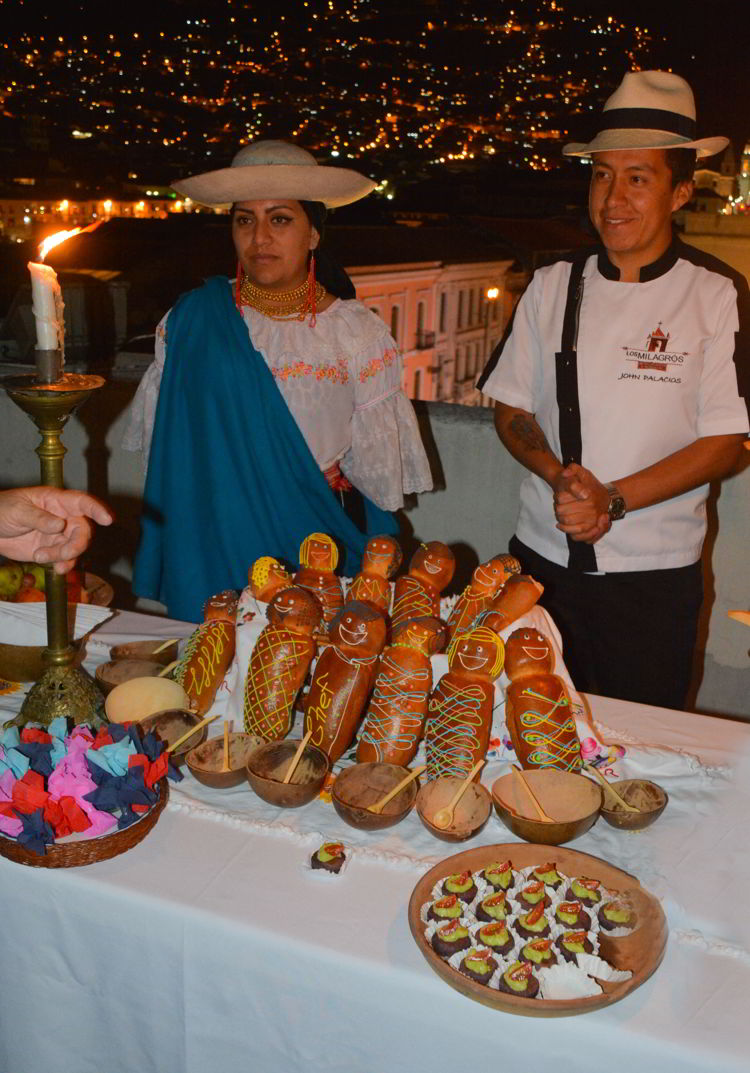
xmin=38 ymin=220 xmax=100 ymax=262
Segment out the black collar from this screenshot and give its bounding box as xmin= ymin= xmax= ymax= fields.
xmin=596 ymin=237 xmax=679 ymax=282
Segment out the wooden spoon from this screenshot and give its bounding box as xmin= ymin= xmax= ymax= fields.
xmin=512 ymin=764 xmax=555 ymax=823
xmin=167 ymin=712 xmax=219 ymax=753
xmin=583 ymin=760 xmax=640 ymax=813
xmin=368 ymin=764 xmax=426 ymax=814
xmin=221 ymin=721 xmax=230 ymax=772
xmin=282 ymin=728 xmax=313 ymax=785
xmin=432 ymin=759 xmax=485 ymax=829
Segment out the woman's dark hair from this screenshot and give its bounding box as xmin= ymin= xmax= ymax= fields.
xmin=300 ymin=200 xmax=356 ymax=300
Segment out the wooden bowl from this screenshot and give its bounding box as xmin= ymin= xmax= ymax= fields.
xmin=491 ymin=769 xmax=602 ymax=845
xmin=246 ymin=739 xmax=329 ymax=807
xmin=95 ymin=659 xmax=164 ymax=695
xmin=416 ymin=776 xmax=492 ymax=842
xmin=187 ymin=733 xmax=265 ymax=789
xmin=139 ymin=709 xmax=207 ymax=762
xmin=110 ymin=640 xmax=179 ymax=665
xmin=599 ymin=779 xmax=668 ymax=831
xmin=331 ymin=761 xmax=419 ymax=830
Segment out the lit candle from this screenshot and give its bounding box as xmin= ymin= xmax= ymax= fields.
xmin=27 ymin=260 xmax=64 ymax=352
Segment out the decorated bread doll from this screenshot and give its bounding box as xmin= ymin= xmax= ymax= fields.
xmin=481 ymin=573 xmax=543 ymax=634
xmin=243 ymin=586 xmax=323 ymax=741
xmin=293 ymin=532 xmax=345 ymax=631
xmin=356 ymin=615 xmax=446 ymax=765
xmin=445 ymin=553 xmax=521 ymax=643
xmin=305 ymin=601 xmax=387 ymax=762
xmin=424 ymin=625 xmax=504 ymax=781
xmin=391 ymin=541 xmax=455 ymax=632
xmin=348 ymin=534 xmax=403 ymax=616
xmin=173 ymin=589 xmax=238 ymax=716
xmin=248 ymin=556 xmax=293 ymax=604
xmin=504 ymin=626 xmax=582 ymax=772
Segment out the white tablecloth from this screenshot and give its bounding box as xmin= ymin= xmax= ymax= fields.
xmin=1 ymin=611 xmax=749 ymax=1073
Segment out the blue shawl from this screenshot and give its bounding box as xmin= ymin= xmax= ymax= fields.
xmin=133 ymin=277 xmax=398 ymax=622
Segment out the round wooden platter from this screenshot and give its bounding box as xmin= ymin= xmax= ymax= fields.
xmin=407 ymin=842 xmax=667 ymax=1017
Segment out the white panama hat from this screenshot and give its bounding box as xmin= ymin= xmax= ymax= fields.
xmin=171 ymin=139 xmax=376 ymax=208
xmin=563 ymin=71 xmax=728 ymax=159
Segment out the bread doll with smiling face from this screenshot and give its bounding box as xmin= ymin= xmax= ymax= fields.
xmin=504 ymin=627 xmax=582 ymax=772
xmin=348 ymin=534 xmax=403 ymax=616
xmin=293 ymin=532 xmax=344 ymax=631
xmin=446 ymin=553 xmax=521 ymax=643
xmin=304 ymin=601 xmax=387 ymax=762
xmin=425 ymin=625 xmax=505 ymax=782
xmin=174 ymin=589 xmax=239 ymax=716
xmin=357 ymin=615 xmax=446 ymax=766
xmin=248 ymin=556 xmax=293 ymax=604
xmin=391 ymin=541 xmax=455 ymax=632
xmin=243 ymin=586 xmax=323 ymax=741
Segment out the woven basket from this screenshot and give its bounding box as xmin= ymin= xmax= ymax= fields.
xmin=0 ymin=778 xmax=168 ymax=869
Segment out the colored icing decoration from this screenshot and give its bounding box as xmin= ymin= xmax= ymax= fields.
xmin=356 ymin=616 xmax=445 ymax=765
xmin=248 ymin=556 xmax=292 ymax=603
xmin=446 ymin=554 xmax=521 ymax=643
xmin=173 ymin=589 xmax=238 ymax=715
xmin=504 ymin=627 xmax=583 ymax=773
xmin=305 ymin=602 xmax=386 ymax=762
xmin=424 ymin=625 xmax=504 ymax=781
xmin=348 ymin=534 xmax=403 ymax=616
xmin=244 ymin=587 xmax=322 ymax=741
xmin=294 ymin=532 xmax=344 ymax=630
xmin=391 ymin=541 xmax=455 ymax=632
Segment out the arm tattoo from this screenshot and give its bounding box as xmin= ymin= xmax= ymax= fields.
xmin=509 ymin=414 xmax=551 ymax=454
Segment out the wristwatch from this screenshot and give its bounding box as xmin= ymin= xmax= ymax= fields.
xmin=605 ymin=482 xmax=627 ymax=522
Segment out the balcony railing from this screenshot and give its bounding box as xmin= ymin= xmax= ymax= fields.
xmin=415 ymin=329 xmax=436 ymax=350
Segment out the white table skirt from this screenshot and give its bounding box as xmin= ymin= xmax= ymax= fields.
xmin=1 ymin=611 xmax=749 ymax=1073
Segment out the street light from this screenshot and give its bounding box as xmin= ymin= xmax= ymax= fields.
xmin=483 ymin=286 xmax=500 ymax=365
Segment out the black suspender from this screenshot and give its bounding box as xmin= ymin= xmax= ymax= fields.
xmin=555 ymin=256 xmax=597 ymax=571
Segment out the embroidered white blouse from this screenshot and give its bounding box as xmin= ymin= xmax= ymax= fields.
xmin=122 ymin=292 xmax=433 ymax=511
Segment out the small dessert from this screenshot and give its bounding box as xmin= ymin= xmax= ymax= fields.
xmin=475 ymin=890 xmax=508 ymax=924
xmin=515 ymin=880 xmax=550 ymax=911
xmin=431 ymin=920 xmax=471 ymax=959
xmin=441 ymin=870 xmax=477 ymax=904
xmin=555 ymin=929 xmax=595 ymax=964
xmin=482 ymin=859 xmax=515 ymax=892
xmin=310 ymin=841 xmax=346 ymax=874
xmin=519 ymin=937 xmax=558 ymax=968
xmin=531 ymin=862 xmax=564 ymax=890
xmin=554 ymin=900 xmax=591 ymax=931
xmin=598 ymin=900 xmax=638 ymax=932
xmin=513 ymin=901 xmax=551 ymax=941
xmin=475 ymin=920 xmax=514 ymax=957
xmin=427 ymin=894 xmax=463 ymax=924
xmin=565 ymin=877 xmax=602 ymax=906
xmin=496 ymin=960 xmax=539 ymax=999
xmin=459 ymin=947 xmax=498 ymax=986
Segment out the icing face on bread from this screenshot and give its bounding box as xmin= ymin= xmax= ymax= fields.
xmin=447 ymin=626 xmax=505 ymax=680
xmin=203 ymin=589 xmax=239 ymax=622
xmin=505 ymin=628 xmax=555 ymax=678
xmin=410 ymin=541 xmax=455 ymax=591
xmin=267 ymin=587 xmax=322 ymax=634
xmin=472 ymin=554 xmax=519 ymax=596
xmin=299 ymin=532 xmax=339 ymax=571
xmin=394 ymin=616 xmax=446 ymax=655
xmin=329 ymin=602 xmax=387 ymax=655
xmin=249 ymin=556 xmax=292 ymax=602
xmin=363 ymin=535 xmax=403 ymax=578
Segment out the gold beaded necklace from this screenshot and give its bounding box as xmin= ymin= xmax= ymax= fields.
xmin=239 ymin=275 xmax=326 ymax=321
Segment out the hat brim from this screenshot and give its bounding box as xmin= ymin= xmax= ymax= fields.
xmin=171 ymin=163 xmax=376 ymax=208
xmin=563 ymin=129 xmax=728 ymax=160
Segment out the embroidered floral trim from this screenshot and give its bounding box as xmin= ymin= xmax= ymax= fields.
xmin=272 ymin=358 xmax=349 ymax=385
xmin=359 ymin=347 xmax=398 ymax=383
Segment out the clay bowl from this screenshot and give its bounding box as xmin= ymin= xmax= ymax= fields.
xmin=332 ymin=761 xmax=419 ymax=831
xmin=246 ymin=739 xmax=329 ymax=807
xmin=416 ymin=776 xmax=492 ymax=842
xmin=599 ymin=779 xmax=668 ymax=831
xmin=491 ymin=768 xmax=602 ymax=845
xmin=139 ymin=708 xmax=207 ymax=763
xmin=187 ymin=732 xmax=265 ymax=789
xmin=110 ymin=639 xmax=179 ymax=665
xmin=95 ymin=659 xmax=164 ymax=696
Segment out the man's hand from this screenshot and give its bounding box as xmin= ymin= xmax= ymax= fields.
xmin=554 ymin=464 xmax=611 ymax=544
xmin=0 ymin=487 xmax=113 ymax=574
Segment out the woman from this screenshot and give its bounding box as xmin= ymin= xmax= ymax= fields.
xmin=123 ymin=140 xmax=432 ymax=622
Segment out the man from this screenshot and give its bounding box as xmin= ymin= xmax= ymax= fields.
xmin=0 ymin=487 xmax=112 ymax=573
xmin=478 ymin=71 xmax=749 ymax=710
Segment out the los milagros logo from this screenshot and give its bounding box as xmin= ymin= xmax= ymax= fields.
xmin=618 ymin=323 xmax=687 ymax=382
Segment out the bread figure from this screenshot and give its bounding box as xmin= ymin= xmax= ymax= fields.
xmin=305 ymin=601 xmax=387 ymax=762
xmin=391 ymin=541 xmax=455 ymax=632
xmin=173 ymin=589 xmax=238 ymax=716
xmin=348 ymin=534 xmax=403 ymax=616
xmin=357 ymin=616 xmax=446 ymax=766
xmin=244 ymin=586 xmax=323 ymax=741
xmin=446 ymin=554 xmax=521 ymax=643
xmin=248 ymin=556 xmax=292 ymax=603
xmin=482 ymin=574 xmax=543 ymax=634
xmin=425 ymin=625 xmax=505 ymax=781
xmin=504 ymin=627 xmax=582 ymax=772
xmin=293 ymin=532 xmax=344 ymax=631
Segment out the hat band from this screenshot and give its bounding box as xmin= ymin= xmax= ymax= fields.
xmin=601 ymin=107 xmax=696 ymax=140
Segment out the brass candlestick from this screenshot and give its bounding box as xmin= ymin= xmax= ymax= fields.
xmin=3 ymin=361 xmax=106 ymax=727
